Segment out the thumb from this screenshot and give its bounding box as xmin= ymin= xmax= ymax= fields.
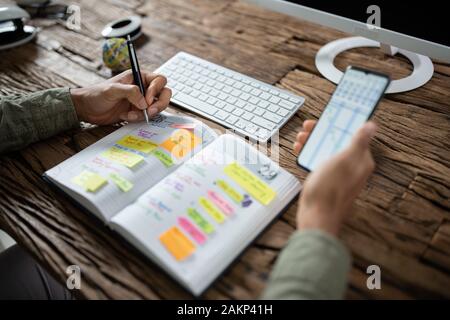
xmin=350 ymin=121 xmax=377 ymax=152
xmin=108 ymin=83 xmax=148 ymax=110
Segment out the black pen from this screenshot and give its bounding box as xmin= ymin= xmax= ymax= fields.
xmin=126 ymin=35 xmax=149 ymax=123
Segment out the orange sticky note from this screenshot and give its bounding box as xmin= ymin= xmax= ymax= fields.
xmin=160 ymin=129 xmax=201 ymax=159
xmin=159 ymin=226 xmax=196 ymax=261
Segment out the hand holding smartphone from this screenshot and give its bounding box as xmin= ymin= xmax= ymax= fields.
xmin=297 ymin=66 xmax=390 ymax=171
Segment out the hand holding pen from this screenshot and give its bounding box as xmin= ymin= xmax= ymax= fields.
xmin=125 ymin=35 xmax=172 ymax=122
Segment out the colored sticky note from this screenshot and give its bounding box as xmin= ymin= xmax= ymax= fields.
xmin=199 ymin=197 xmax=226 ymax=223
xmin=109 ymin=173 xmax=133 ymax=192
xmin=72 ymin=170 xmax=107 ymax=192
xmin=207 ymin=190 xmax=234 ymax=216
xmin=187 ymin=208 xmax=215 ymax=234
xmin=101 ymin=147 xmax=144 ymax=168
xmin=224 ymin=162 xmax=276 ymax=205
xmin=152 ymin=149 xmax=174 ymax=167
xmin=159 ymin=226 xmax=196 ymax=261
xmin=116 ymin=135 xmax=158 ymax=154
xmin=216 ymin=179 xmax=243 ymax=204
xmin=160 ymin=129 xmax=201 ymax=159
xmin=178 ymin=217 xmax=206 ymax=245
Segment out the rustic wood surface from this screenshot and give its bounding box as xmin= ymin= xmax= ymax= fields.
xmin=0 ymin=0 xmax=449 ymax=299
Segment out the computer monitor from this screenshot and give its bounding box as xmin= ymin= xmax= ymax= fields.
xmin=246 ymin=0 xmax=450 ymax=93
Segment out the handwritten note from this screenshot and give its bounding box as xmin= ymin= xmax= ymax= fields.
xmin=159 ymin=226 xmax=196 ymax=261
xmin=207 ymin=190 xmax=234 ymax=216
xmin=72 ymin=170 xmax=107 ymax=192
xmin=160 ymin=129 xmax=201 ymax=159
xmin=116 ymin=135 xmax=157 ymax=154
xmin=224 ymin=162 xmax=276 ymax=205
xmin=102 ymin=147 xmax=144 ymax=168
xmin=216 ymin=179 xmax=243 ymax=204
xmin=187 ymin=208 xmax=215 ymax=234
xmin=109 ymin=173 xmax=133 ymax=192
xmin=178 ymin=217 xmax=206 ymax=245
xmin=199 ymin=197 xmax=226 ymax=223
xmin=152 ymin=149 xmax=174 ymax=167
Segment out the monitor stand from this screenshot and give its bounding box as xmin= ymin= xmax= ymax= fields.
xmin=315 ymin=36 xmax=434 ymax=93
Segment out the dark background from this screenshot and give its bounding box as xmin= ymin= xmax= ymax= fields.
xmin=282 ymin=1 xmax=449 ymax=47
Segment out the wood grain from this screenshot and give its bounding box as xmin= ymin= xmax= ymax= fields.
xmin=0 ymin=0 xmax=449 ymax=299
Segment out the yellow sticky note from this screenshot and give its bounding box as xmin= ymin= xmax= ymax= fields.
xmin=199 ymin=197 xmax=226 ymax=223
xmin=224 ymin=162 xmax=276 ymax=205
xmin=216 ymin=179 xmax=244 ymax=204
xmin=159 ymin=226 xmax=196 ymax=261
xmin=109 ymin=173 xmax=133 ymax=192
xmin=160 ymin=129 xmax=201 ymax=159
xmin=116 ymin=135 xmax=157 ymax=154
xmin=72 ymin=170 xmax=107 ymax=192
xmin=152 ymin=149 xmax=174 ymax=167
xmin=102 ymin=147 xmax=144 ymax=168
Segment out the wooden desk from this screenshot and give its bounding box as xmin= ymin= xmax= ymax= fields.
xmin=1 ymin=0 xmax=449 ymax=299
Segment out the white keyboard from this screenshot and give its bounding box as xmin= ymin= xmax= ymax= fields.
xmin=156 ymin=52 xmax=305 ymax=142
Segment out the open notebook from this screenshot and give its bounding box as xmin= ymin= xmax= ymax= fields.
xmin=44 ymin=112 xmax=301 ymax=296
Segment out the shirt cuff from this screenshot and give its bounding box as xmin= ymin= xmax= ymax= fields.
xmin=33 ymin=87 xmax=80 ymax=140
xmin=262 ymin=229 xmax=352 ymax=300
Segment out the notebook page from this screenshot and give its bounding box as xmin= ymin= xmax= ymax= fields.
xmin=110 ymin=134 xmax=301 ymax=295
xmin=45 ymin=113 xmax=218 ymax=221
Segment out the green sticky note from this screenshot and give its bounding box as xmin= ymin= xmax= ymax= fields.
xmin=152 ymin=149 xmax=174 ymax=168
xmin=187 ymin=208 xmax=215 ymax=234
xmin=109 ymin=173 xmax=133 ymax=192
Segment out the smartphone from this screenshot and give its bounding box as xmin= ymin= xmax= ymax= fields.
xmin=297 ymin=66 xmax=390 ymax=172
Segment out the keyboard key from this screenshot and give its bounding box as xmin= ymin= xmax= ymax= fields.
xmin=199 ymin=94 xmax=208 ymax=101
xmin=267 ymin=104 xmax=279 ymax=113
xmin=244 ymin=104 xmax=255 ymax=112
xmin=260 ymin=92 xmax=271 ymax=100
xmin=215 ymin=100 xmax=226 ymax=109
xmin=226 ymin=115 xmax=238 ymax=125
xmin=289 ymin=96 xmax=302 ymax=104
xmin=242 ymin=112 xmax=254 ymax=121
xmin=279 ymin=100 xmax=296 ymax=110
xmin=235 ymin=100 xmax=246 ymax=108
xmin=214 ymin=83 xmax=225 ymax=90
xmin=207 ymin=97 xmax=218 ymax=105
xmin=249 ymin=97 xmax=260 ymax=105
xmin=263 ymin=111 xmax=283 ymax=124
xmin=251 ymin=88 xmax=262 ymax=96
xmin=215 ymin=110 xmax=229 ymax=120
xmin=269 ymin=96 xmax=281 ymax=104
xmin=235 ymin=119 xmax=248 ymax=129
xmin=231 ymin=89 xmax=241 ymax=97
xmin=245 ymin=123 xmax=258 ymax=134
xmin=226 ymin=96 xmax=237 ymax=104
xmin=175 ymin=92 xmax=218 ymax=115
xmin=252 ymin=116 xmax=276 ymax=130
xmin=242 ymin=85 xmax=252 ymax=93
xmin=254 ymin=107 xmax=264 ymax=116
xmin=218 ymin=92 xmax=228 ymax=100
xmin=277 ymin=107 xmax=289 ymax=117
xmin=233 ymin=82 xmax=244 ymax=89
xmin=232 ymin=108 xmax=244 ymax=116
xmin=240 ymin=93 xmax=250 ymax=101
xmin=258 ymin=100 xmax=269 ymax=109
xmin=224 ymin=104 xmax=235 ymax=112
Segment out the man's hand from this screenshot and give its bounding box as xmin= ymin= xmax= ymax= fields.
xmin=294 ymin=120 xmax=377 ymax=236
xmin=70 ymin=70 xmax=172 ymax=125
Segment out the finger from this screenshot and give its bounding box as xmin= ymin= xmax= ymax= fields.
xmin=144 ymin=74 xmax=167 ymax=105
xmin=119 ymin=110 xmax=145 ymax=122
xmin=146 ymin=87 xmax=172 ymax=117
xmin=297 ymin=132 xmax=309 ymax=145
xmin=350 ymin=121 xmax=377 ymax=153
xmin=303 ymin=120 xmax=317 ymax=132
xmin=293 ymin=142 xmax=301 ymax=155
xmin=108 ymin=83 xmax=148 ymax=110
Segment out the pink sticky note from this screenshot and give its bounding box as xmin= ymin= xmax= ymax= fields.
xmin=207 ymin=190 xmax=234 ymax=216
xmin=178 ymin=217 xmax=207 ymax=245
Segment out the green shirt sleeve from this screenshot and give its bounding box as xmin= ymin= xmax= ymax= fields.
xmin=0 ymin=88 xmax=79 ymax=154
xmin=262 ymin=229 xmax=351 ymax=300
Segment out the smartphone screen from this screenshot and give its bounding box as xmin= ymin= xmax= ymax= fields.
xmin=297 ymin=67 xmax=390 ymax=171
